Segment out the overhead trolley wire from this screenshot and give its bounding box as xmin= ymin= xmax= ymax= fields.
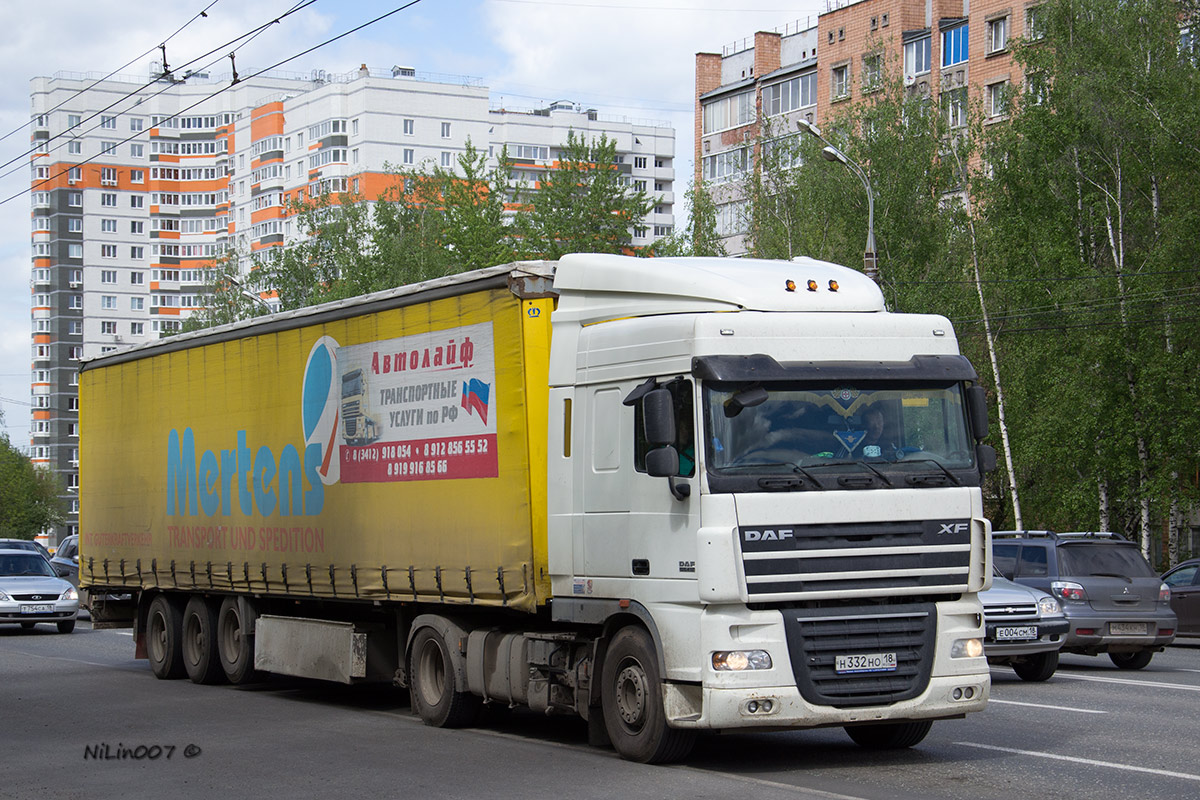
xmin=0 ymin=0 xmax=318 ymax=184
xmin=0 ymin=0 xmax=223 ymax=148
xmin=2 ymin=0 xmax=427 ymax=208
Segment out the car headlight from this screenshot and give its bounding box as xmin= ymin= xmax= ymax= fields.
xmin=712 ymin=650 xmax=773 ymax=671
xmin=60 ymin=587 xmax=78 ymax=601
xmin=1037 ymin=595 xmax=1061 ymax=615
xmin=0 ymin=590 xmax=10 ymax=601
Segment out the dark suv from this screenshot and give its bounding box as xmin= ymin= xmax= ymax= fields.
xmin=993 ymin=531 xmax=1176 ymax=669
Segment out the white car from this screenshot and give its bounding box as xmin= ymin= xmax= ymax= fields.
xmin=981 ymin=569 xmax=1068 ymax=681
xmin=0 ymin=548 xmax=80 ymax=633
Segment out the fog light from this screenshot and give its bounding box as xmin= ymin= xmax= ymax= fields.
xmin=761 ymin=699 xmax=773 ymax=712
xmin=964 ymin=687 xmax=975 ymax=699
xmin=953 ymin=688 xmax=963 ymax=700
xmin=951 ymin=638 xmax=984 ymax=658
xmin=747 ymin=700 xmax=759 ymax=713
xmin=712 ymin=650 xmax=773 ymax=671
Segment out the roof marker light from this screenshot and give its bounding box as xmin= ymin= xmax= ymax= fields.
xmin=806 ymin=279 xmax=819 ymax=292
xmin=828 ymin=280 xmax=839 ymax=292
xmin=785 ymin=279 xmax=796 ymax=292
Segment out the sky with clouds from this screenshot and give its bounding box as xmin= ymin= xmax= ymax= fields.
xmin=0 ymin=0 xmax=825 ymax=446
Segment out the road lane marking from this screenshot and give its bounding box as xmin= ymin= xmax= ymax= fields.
xmin=1054 ymin=672 xmax=1200 ymax=692
xmin=955 ymin=742 xmax=1200 ymax=782
xmin=987 ymin=699 xmax=1105 ymax=714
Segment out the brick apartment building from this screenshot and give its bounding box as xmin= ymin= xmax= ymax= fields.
xmin=696 ymin=0 xmax=1037 ymax=253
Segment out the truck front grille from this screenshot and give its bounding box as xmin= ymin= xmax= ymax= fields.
xmin=740 ymin=519 xmax=972 ymax=600
xmin=782 ymin=603 xmax=936 ymax=707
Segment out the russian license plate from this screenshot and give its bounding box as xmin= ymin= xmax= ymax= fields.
xmin=21 ymin=604 xmax=53 ymax=614
xmin=1109 ymin=622 xmax=1148 ymax=636
xmin=995 ymin=626 xmax=1039 ymax=641
xmin=835 ymin=652 xmax=898 ymax=674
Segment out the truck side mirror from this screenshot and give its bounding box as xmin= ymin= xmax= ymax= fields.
xmin=976 ymin=444 xmax=997 ymax=473
xmin=643 ymin=388 xmax=675 ymax=446
xmin=646 ymin=446 xmax=679 ymax=478
xmin=966 ymin=385 xmax=989 ymax=441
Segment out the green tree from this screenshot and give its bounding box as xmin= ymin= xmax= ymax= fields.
xmin=651 ymin=179 xmax=727 ymax=257
xmin=513 ymin=131 xmax=654 ymax=259
xmin=0 ymin=413 xmax=65 ymax=538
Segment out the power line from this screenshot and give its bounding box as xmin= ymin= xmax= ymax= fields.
xmin=957 ymin=311 xmax=1200 ymax=335
xmin=0 ymin=0 xmax=222 ymax=147
xmin=0 ymin=0 xmax=318 ymax=184
xmin=890 ymin=265 xmax=1200 ymax=286
xmin=3 ymin=0 xmax=427 ymax=208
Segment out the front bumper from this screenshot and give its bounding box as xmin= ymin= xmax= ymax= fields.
xmin=0 ymin=601 xmax=79 ymax=624
xmin=984 ymin=617 xmax=1068 ymax=658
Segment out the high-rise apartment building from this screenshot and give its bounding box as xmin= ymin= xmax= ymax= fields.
xmin=29 ymin=66 xmax=675 ymax=544
xmin=696 ymin=0 xmax=1030 ymax=254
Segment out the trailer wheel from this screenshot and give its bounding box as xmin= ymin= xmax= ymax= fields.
xmin=217 ymin=597 xmax=260 ymax=685
xmin=844 ymin=720 xmax=933 ymax=749
xmin=182 ymin=596 xmax=226 ymax=685
xmin=601 ymin=626 xmax=696 ymax=764
xmin=409 ymin=626 xmax=480 ymax=728
xmin=146 ymin=594 xmax=185 ymax=679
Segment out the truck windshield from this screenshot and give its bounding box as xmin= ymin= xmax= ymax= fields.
xmin=342 ymin=370 xmax=364 ymax=398
xmin=703 ymin=380 xmax=977 ymax=491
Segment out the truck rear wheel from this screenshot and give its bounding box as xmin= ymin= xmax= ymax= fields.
xmin=844 ymin=720 xmax=933 ymax=749
xmin=217 ymin=596 xmax=260 ymax=685
xmin=409 ymin=626 xmax=481 ymax=728
xmin=182 ymin=596 xmax=226 ymax=685
xmin=146 ymin=594 xmax=185 ymax=679
xmin=601 ymin=626 xmax=695 ymax=764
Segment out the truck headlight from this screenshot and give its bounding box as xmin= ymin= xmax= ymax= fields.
xmin=712 ymin=650 xmax=773 ymax=671
xmin=951 ymin=638 xmax=984 ymax=658
xmin=1037 ymin=595 xmax=1061 ymax=616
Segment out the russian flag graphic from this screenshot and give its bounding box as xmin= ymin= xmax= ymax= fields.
xmin=461 ymin=378 xmax=490 ymax=425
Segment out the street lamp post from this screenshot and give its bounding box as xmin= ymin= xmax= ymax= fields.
xmin=796 ymin=120 xmax=879 ymax=283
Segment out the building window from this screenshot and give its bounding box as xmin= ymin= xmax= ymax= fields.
xmin=987 ymin=80 xmax=1010 ymax=117
xmin=131 ymin=246 xmax=144 ymax=259
xmin=68 ymin=244 xmax=83 ymax=259
xmin=441 ymin=122 xmax=452 ymax=138
xmin=101 ymin=270 xmax=117 ymax=284
xmin=101 ymin=141 xmax=118 ymax=156
xmin=404 ymin=148 xmax=414 ymax=164
xmin=945 ymin=86 xmax=968 ymax=127
xmin=404 ymin=118 xmax=414 ymax=135
xmin=68 ymin=140 xmax=81 ymax=154
xmin=441 ymin=151 xmax=452 ymax=167
xmin=101 ymin=244 xmax=118 ymax=258
xmin=68 ymin=218 xmax=82 ymax=232
xmin=101 ymin=321 xmax=117 ymax=335
xmin=765 ymin=71 xmax=817 ymax=115
xmin=130 ymin=271 xmax=144 ymax=285
xmin=101 ymin=115 xmax=116 ymax=129
xmin=101 ymin=193 xmax=117 ymax=207
xmin=131 ymin=143 xmax=144 ymax=158
xmin=905 ymin=36 xmax=932 ymax=80
xmin=131 ymin=297 xmax=144 ymax=311
xmin=942 ymin=25 xmax=969 ymax=67
xmin=862 ymin=54 xmax=882 ymax=90
xmin=68 ymin=167 xmax=81 ymax=182
xmin=634 ymin=156 xmax=647 ymax=169
xmin=1026 ymin=6 xmax=1045 ymax=40
xmin=131 ymin=221 xmax=143 ymax=234
xmin=68 ymin=191 xmax=82 ymax=207
xmin=701 ymin=147 xmax=748 ymax=184
xmin=101 ymin=218 xmax=117 ymax=233
xmin=130 ymin=117 xmax=144 ymax=131
xmin=101 ymin=295 xmax=117 ymax=309
xmin=702 ymin=90 xmax=755 ymax=134
xmin=70 ymin=320 xmax=82 ymax=334
xmin=67 ymin=113 xmax=80 ymax=128
xmin=352 ymin=118 xmax=359 ymax=135
xmin=131 ymin=322 xmax=144 ymax=336
xmin=831 ymin=64 xmax=850 ymax=99
xmin=131 ymin=169 xmax=144 ymax=183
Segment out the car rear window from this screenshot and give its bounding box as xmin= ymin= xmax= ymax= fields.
xmin=1058 ymin=544 xmax=1156 ymax=579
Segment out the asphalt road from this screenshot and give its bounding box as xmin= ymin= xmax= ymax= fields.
xmin=3 ymin=620 xmax=1198 ymax=800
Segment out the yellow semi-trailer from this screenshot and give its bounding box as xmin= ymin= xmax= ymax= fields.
xmin=81 ymin=255 xmax=995 ymax=763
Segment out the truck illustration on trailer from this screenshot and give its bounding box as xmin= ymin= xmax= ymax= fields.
xmin=80 ymin=255 xmax=995 ymax=763
xmin=340 ymin=367 xmax=380 ymax=446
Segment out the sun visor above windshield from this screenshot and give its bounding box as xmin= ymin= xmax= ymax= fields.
xmin=691 ymin=354 xmax=979 ymax=383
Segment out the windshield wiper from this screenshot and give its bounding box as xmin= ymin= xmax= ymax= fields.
xmin=719 ymin=461 xmax=824 ymax=489
xmin=900 ymin=458 xmax=962 ymax=486
xmin=807 ymin=460 xmax=893 ymax=487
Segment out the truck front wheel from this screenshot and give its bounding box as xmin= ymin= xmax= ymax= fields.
xmin=600 ymin=626 xmax=695 ymax=764
xmin=844 ymin=720 xmax=933 ymax=749
xmin=409 ymin=626 xmax=481 ymax=728
xmin=216 ymin=597 xmax=260 ymax=685
xmin=182 ymin=596 xmax=226 ymax=685
xmin=146 ymin=594 xmax=185 ymax=679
